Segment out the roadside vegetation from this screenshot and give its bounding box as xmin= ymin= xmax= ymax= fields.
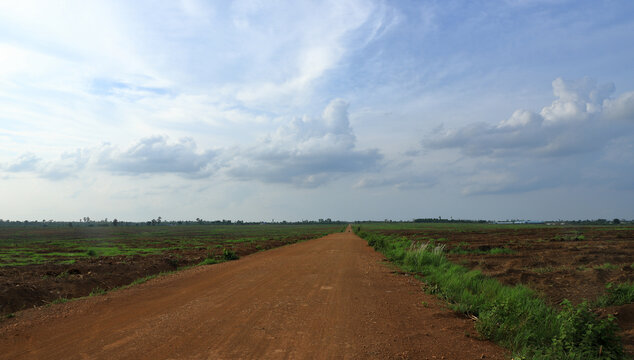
xmin=356 ymin=227 xmax=628 ymax=359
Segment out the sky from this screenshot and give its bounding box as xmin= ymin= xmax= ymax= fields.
xmin=1 ymin=0 xmax=634 ymax=222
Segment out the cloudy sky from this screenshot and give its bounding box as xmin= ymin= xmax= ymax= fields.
xmin=1 ymin=0 xmax=633 ymax=222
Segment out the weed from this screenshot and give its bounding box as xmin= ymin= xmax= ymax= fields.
xmin=86 ymin=249 xmax=97 ymax=257
xmin=533 ymin=266 xmax=555 ymax=274
xmin=593 ymin=263 xmax=619 ymax=270
xmin=222 ymin=248 xmax=239 ymax=261
xmin=449 ymin=244 xmax=515 ymax=255
xmin=532 ymin=300 xmax=622 ymax=359
xmin=198 ymin=257 xmax=220 ymax=265
xmin=594 ymin=282 xmax=634 ymax=307
xmin=89 ymin=287 xmax=106 ymax=296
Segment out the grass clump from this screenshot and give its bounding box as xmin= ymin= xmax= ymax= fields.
xmin=595 ymin=282 xmax=634 ymax=308
xmin=222 ymin=248 xmax=239 ymax=261
xmin=89 ymin=287 xmax=106 ymax=296
xmin=198 ymin=257 xmax=221 ymax=265
xmin=357 ymin=230 xmax=624 ymax=359
xmin=593 ymin=263 xmax=619 ymax=271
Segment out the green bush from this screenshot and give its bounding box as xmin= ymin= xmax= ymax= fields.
xmin=222 ymin=248 xmax=239 ymax=261
xmin=532 ymin=300 xmax=622 ymax=360
xmin=595 ymin=282 xmax=634 ymax=307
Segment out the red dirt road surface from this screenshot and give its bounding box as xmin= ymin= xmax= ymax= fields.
xmin=0 ymin=228 xmax=506 ymax=359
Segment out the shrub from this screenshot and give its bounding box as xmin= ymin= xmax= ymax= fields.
xmin=595 ymin=282 xmax=634 ymax=307
xmin=535 ymin=300 xmax=623 ymax=359
xmin=223 ymin=248 xmax=239 ymax=261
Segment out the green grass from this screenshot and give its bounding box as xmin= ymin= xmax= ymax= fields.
xmin=593 ymin=263 xmax=619 ymax=271
xmin=198 ymin=257 xmax=221 ymax=265
xmin=449 ymin=245 xmax=515 ymax=255
xmin=594 ymin=283 xmax=634 ymax=308
xmin=0 ymin=224 xmax=341 ymax=267
xmin=222 ymin=248 xmax=239 ymax=261
xmin=89 ymin=287 xmax=106 ymax=296
xmin=357 ymin=230 xmax=624 ymax=359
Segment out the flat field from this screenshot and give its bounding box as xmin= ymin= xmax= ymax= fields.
xmin=357 ymin=222 xmax=634 ymax=354
xmin=0 ymin=224 xmax=342 ymax=316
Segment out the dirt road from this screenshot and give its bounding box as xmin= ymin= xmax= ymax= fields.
xmin=0 ymin=228 xmax=506 ymax=359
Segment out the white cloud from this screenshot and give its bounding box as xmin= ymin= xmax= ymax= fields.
xmin=2 ymin=100 xmax=381 ymax=186
xmin=422 ymin=77 xmax=634 ymax=194
xmin=426 ymin=77 xmax=634 ymax=158
xmin=97 ymin=136 xmax=217 ymax=178
xmin=225 ymin=99 xmax=382 ymax=187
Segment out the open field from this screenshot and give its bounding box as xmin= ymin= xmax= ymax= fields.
xmin=359 ymin=222 xmax=634 ymax=305
xmin=0 ymin=224 xmax=342 ymax=316
xmin=356 ymin=222 xmax=634 ymax=357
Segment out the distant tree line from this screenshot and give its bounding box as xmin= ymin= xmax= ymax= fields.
xmin=0 ymin=217 xmax=628 ymax=227
xmin=0 ymin=217 xmax=349 ymax=227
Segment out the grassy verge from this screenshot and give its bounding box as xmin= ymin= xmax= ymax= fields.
xmin=357 ymin=230 xmax=625 ymax=360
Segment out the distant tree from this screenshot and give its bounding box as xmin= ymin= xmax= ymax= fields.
xmin=613 ymin=218 xmax=621 ymax=224
xmin=157 ymin=216 xmax=162 ymax=224
xmin=113 ymin=219 xmax=118 ymax=226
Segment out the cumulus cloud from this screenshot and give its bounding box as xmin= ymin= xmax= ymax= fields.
xmin=2 ymin=100 xmax=381 ymax=186
xmin=426 ymin=77 xmax=634 ymax=157
xmin=97 ymin=136 xmax=217 ymax=177
xmin=422 ymin=77 xmax=634 ymax=194
xmin=225 ymin=99 xmax=382 ymax=187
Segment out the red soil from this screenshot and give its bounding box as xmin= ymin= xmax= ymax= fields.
xmin=0 ymin=229 xmax=506 ymax=359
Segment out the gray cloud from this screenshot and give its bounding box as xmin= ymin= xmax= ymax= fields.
xmin=6 ymin=153 xmax=41 ymax=172
xmin=226 ymin=99 xmax=382 ymax=187
xmin=98 ymin=136 xmax=217 ymax=177
xmin=3 ymin=150 xmax=88 ymax=180
xmin=422 ymin=77 xmax=634 ymax=195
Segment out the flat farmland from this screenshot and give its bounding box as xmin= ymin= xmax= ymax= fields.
xmin=0 ymin=224 xmax=342 ymax=316
xmin=357 ymin=222 xmax=634 ymax=355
